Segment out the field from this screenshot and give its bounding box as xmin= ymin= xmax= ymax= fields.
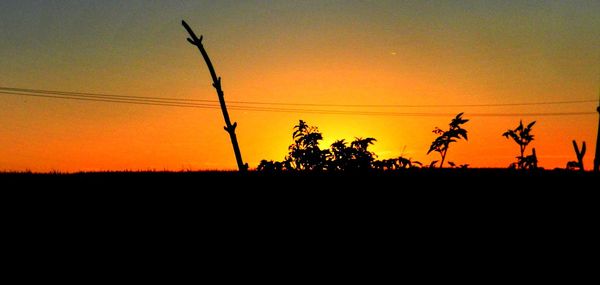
xmin=3 ymin=168 xmax=597 ymax=189
xmin=2 ymin=168 xmax=595 ymax=250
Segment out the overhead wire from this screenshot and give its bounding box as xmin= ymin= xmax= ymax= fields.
xmin=0 ymin=87 xmax=597 ymax=117
xmin=1 ymin=86 xmax=597 ymax=108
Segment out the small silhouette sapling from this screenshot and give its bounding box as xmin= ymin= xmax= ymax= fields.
xmin=427 ymin=113 xmax=469 ymax=168
xmin=397 ymin=156 xmax=421 ymax=169
xmin=448 ymin=161 xmax=469 ymax=169
xmin=502 ymin=120 xmax=538 ymax=169
xmin=182 ymin=20 xmax=247 ymax=171
xmin=567 ymin=140 xmax=586 ymax=171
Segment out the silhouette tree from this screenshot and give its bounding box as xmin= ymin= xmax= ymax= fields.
xmin=427 ymin=113 xmax=469 ymax=168
xmin=285 ymin=120 xmax=329 ymax=171
xmin=502 ymin=120 xmax=538 ymax=169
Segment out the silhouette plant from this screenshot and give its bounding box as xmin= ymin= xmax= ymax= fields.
xmin=285 ymin=120 xmax=329 ymax=171
xmin=448 ymin=161 xmax=469 ymax=169
xmin=372 ymin=156 xmax=421 ymax=170
xmin=427 ymin=113 xmax=469 ymax=168
xmin=257 ymin=160 xmax=286 ymax=173
xmin=403 ymin=157 xmax=423 ymax=168
xmin=257 ymin=120 xmax=389 ymax=172
xmin=257 ymin=120 xmax=427 ymax=172
xmin=372 ymin=159 xmax=395 ymax=171
xmin=567 ymin=140 xmax=586 ymax=171
xmin=349 ymin=137 xmax=377 ymax=170
xmin=327 ymin=137 xmax=377 ymax=171
xmin=182 ymin=20 xmax=247 ymax=171
xmin=502 ymin=120 xmax=538 ymax=169
xmin=329 ymin=139 xmax=351 ymax=171
xmin=396 ymin=157 xmax=415 ymax=169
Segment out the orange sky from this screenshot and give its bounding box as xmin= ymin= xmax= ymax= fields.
xmin=0 ymin=1 xmax=599 ymax=172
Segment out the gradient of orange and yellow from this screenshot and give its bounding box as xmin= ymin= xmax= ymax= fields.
xmin=1 ymin=1 xmax=599 ymax=172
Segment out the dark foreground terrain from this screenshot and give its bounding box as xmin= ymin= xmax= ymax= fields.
xmin=4 ymin=167 xmax=597 ymax=214
xmin=2 ymin=168 xmax=596 ymax=231
xmin=3 ymin=168 xmax=596 ymax=213
xmin=2 ymin=168 xmax=595 ymax=261
xmin=2 ymin=168 xmax=597 ymax=210
xmin=2 ymin=168 xmax=597 ymax=189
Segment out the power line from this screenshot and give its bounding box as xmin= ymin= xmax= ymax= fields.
xmin=0 ymin=91 xmax=222 ymax=109
xmin=0 ymin=86 xmax=596 ymax=108
xmin=1 ymin=90 xmax=595 ymax=117
xmin=0 ymin=87 xmax=216 ymax=103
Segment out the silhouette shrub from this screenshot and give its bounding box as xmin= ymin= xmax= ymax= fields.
xmin=284 ymin=120 xmax=329 ymax=171
xmin=502 ymin=120 xmax=538 ymax=169
xmin=257 ymin=120 xmax=418 ymax=172
xmin=427 ymin=113 xmax=469 ymax=168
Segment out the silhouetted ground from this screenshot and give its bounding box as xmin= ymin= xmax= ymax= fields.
xmin=2 ymin=168 xmax=595 ymax=262
xmin=4 ymin=168 xmax=596 ymax=217
xmin=2 ymin=168 xmax=597 ymax=189
xmin=3 ymin=168 xmax=595 ymax=231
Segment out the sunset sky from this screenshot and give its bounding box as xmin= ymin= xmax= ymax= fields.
xmin=1 ymin=0 xmax=599 ymax=172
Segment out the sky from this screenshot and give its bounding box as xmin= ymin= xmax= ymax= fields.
xmin=0 ymin=0 xmax=599 ymax=172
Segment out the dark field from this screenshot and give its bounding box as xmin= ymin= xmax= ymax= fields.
xmin=2 ymin=168 xmax=597 ymax=190
xmin=2 ymin=168 xmax=595 ymax=253
xmin=4 ymin=168 xmax=596 ymax=218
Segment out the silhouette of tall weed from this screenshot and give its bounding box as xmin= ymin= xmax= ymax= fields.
xmin=502 ymin=120 xmax=538 ymax=169
xmin=427 ymin=113 xmax=469 ymax=168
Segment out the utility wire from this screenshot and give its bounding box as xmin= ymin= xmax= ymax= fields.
xmin=1 ymin=90 xmax=595 ymax=117
xmin=1 ymin=86 xmax=596 ymax=108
